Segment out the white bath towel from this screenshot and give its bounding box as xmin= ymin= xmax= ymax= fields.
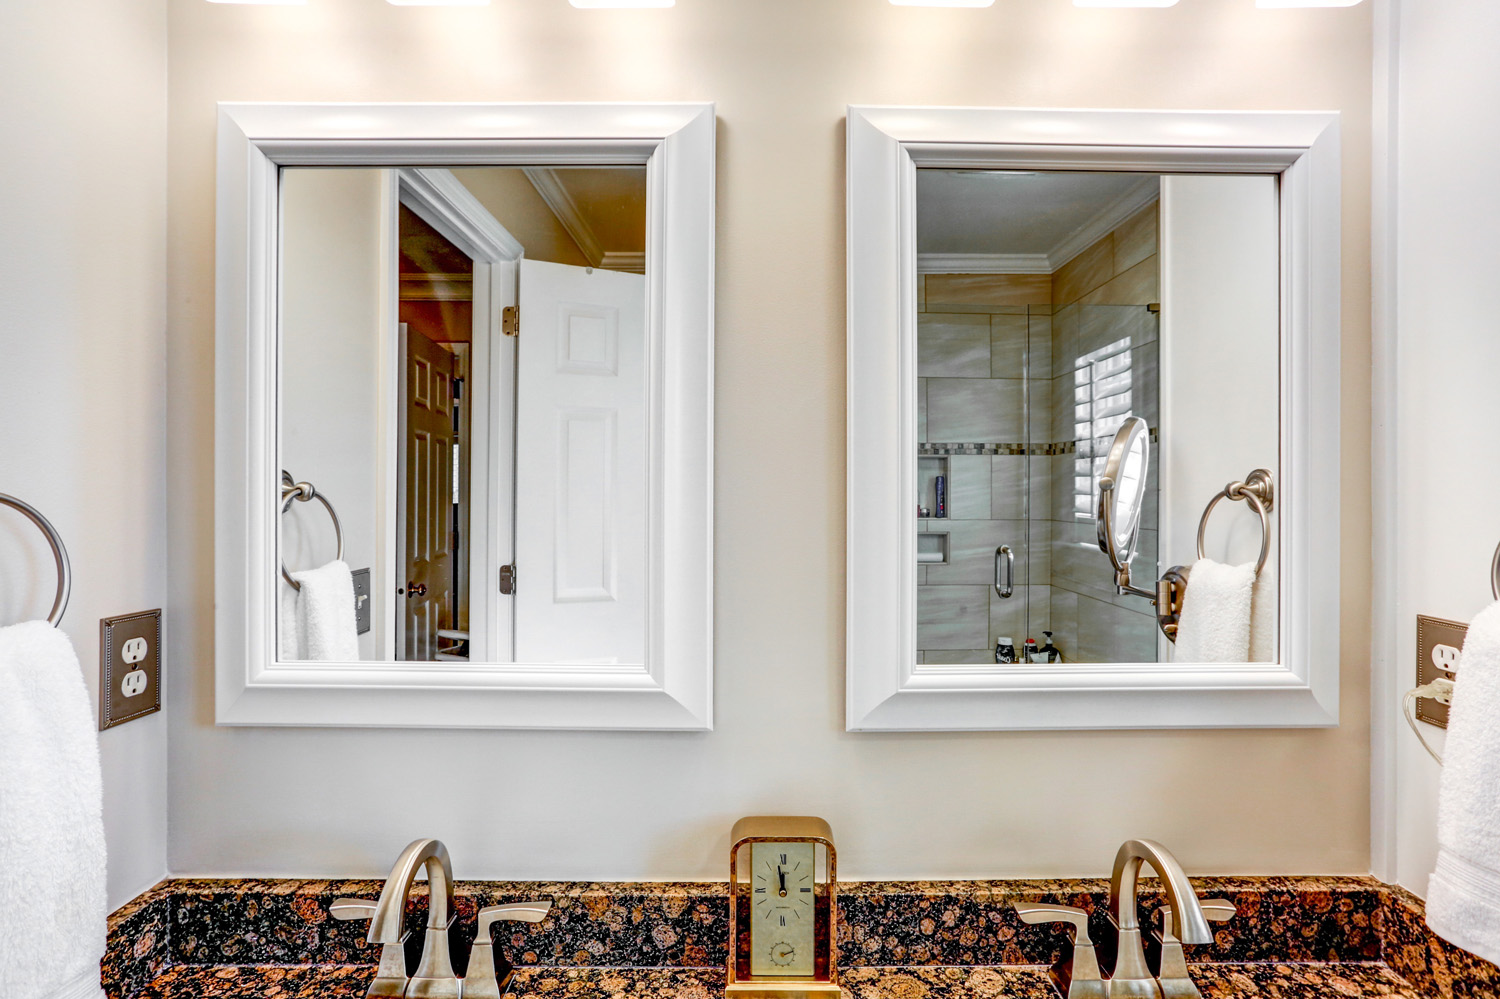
xmin=278 ymin=559 xmax=360 ymax=661
xmin=0 ymin=621 xmax=107 ymax=999
xmin=1173 ymin=558 xmax=1256 ymax=663
xmin=1427 ymin=601 xmax=1500 ymax=965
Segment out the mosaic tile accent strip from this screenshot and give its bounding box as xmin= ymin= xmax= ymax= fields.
xmin=919 ymin=429 xmax=1158 ymax=459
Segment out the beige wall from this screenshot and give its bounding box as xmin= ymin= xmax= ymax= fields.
xmin=1 ymin=0 xmax=169 ymax=906
xmin=165 ymin=0 xmax=1374 ymax=879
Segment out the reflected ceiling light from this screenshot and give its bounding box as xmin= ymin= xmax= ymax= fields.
xmin=1256 ymin=0 xmax=1362 ymax=6
xmin=889 ymin=0 xmax=995 ymax=6
xmin=570 ymin=0 xmax=675 ymax=7
xmin=1074 ymin=0 xmax=1178 ymax=6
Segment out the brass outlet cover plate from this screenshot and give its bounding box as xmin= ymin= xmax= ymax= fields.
xmin=1416 ymin=614 xmax=1467 ymax=729
xmin=101 ymin=609 xmax=162 ymax=730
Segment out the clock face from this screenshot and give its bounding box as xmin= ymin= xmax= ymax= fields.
xmin=749 ymin=841 xmax=816 ymax=977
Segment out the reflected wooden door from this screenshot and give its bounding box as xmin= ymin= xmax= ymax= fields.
xmin=399 ymin=325 xmax=456 ymax=661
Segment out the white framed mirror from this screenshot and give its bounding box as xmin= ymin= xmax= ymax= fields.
xmin=846 ymin=106 xmax=1340 ymax=731
xmin=216 ymin=102 xmax=715 ymax=730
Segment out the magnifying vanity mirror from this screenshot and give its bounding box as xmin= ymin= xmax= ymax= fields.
xmin=847 ymin=106 xmax=1341 ymax=731
xmin=1097 ymin=415 xmax=1150 ymax=588
xmin=215 ymin=103 xmax=715 ymax=730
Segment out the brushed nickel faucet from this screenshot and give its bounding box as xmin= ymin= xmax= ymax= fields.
xmin=1014 ymin=839 xmax=1231 ymax=999
xmin=332 ymin=839 xmax=553 ymax=999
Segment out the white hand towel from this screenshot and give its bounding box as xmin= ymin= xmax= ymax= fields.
xmin=0 ymin=621 xmax=107 ymax=999
xmin=1173 ymin=558 xmax=1256 ymax=663
xmin=1426 ymin=601 xmax=1500 ymax=965
xmin=279 ymin=560 xmax=359 ymax=661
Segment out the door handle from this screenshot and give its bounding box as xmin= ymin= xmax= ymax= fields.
xmin=994 ymin=545 xmax=1014 ymax=598
xmin=406 ymin=581 xmax=428 ymax=597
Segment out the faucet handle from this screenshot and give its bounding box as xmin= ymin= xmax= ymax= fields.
xmin=331 ymin=898 xmax=409 ymax=998
xmin=464 ymin=902 xmax=555 ymax=999
xmin=1149 ymin=900 xmax=1235 ymax=999
xmin=1013 ymin=904 xmax=1106 ymax=999
xmin=1156 ymin=899 xmax=1235 ymax=942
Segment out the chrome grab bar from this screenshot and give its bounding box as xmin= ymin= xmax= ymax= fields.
xmin=0 ymin=493 xmax=71 ymax=627
xmin=280 ymin=469 xmax=344 ymax=591
xmin=995 ymin=545 xmax=1014 ymax=598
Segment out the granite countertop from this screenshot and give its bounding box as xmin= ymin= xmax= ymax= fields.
xmin=104 ymin=876 xmax=1498 ymax=999
xmin=123 ymin=964 xmax=1431 ymax=999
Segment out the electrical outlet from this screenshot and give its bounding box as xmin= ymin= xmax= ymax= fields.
xmin=101 ymin=609 xmax=162 ymax=730
xmin=1416 ymin=614 xmax=1468 ymax=729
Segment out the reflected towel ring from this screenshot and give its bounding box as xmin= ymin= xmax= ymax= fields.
xmin=1195 ymin=469 xmax=1275 ymax=575
xmin=279 ymin=471 xmax=344 ymax=591
xmin=0 ymin=492 xmax=72 ymax=627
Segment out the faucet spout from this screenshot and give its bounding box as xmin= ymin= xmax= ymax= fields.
xmin=1102 ymin=840 xmax=1211 ymax=998
xmin=368 ymin=838 xmax=459 ymax=999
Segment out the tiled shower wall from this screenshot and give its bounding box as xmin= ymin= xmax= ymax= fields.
xmin=916 ymin=200 xmax=1162 ymax=664
xmin=916 ymin=276 xmax=1052 ymax=664
xmin=1046 ymin=202 xmax=1161 ymax=663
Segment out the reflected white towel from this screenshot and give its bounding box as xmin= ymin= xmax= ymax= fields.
xmin=1427 ymin=601 xmax=1500 ymax=964
xmin=278 ymin=560 xmax=359 ymax=661
xmin=1173 ymin=558 xmax=1255 ymax=663
xmin=0 ymin=621 xmax=107 ymax=999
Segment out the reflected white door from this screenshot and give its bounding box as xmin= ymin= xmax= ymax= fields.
xmin=514 ymin=260 xmax=647 ymax=664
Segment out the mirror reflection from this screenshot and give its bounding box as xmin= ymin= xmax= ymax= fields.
xmin=278 ymin=165 xmax=648 ymax=664
xmin=915 ymin=169 xmax=1279 ymax=666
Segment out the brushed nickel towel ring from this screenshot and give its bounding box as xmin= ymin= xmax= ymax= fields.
xmin=1195 ymin=468 xmax=1275 ymax=575
xmin=0 ymin=492 xmax=72 ymax=626
xmin=279 ymin=470 xmax=344 ymax=591
xmin=1490 ymin=540 xmax=1500 ymax=601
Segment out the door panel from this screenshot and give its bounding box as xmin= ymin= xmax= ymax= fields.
xmin=401 ymin=326 xmax=456 ymax=661
xmin=515 ymin=260 xmax=646 ymax=664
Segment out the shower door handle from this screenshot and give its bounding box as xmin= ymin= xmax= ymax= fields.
xmin=995 ymin=545 xmax=1014 ymax=598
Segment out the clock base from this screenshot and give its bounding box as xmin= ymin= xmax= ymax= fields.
xmin=726 ymin=980 xmax=842 ymax=999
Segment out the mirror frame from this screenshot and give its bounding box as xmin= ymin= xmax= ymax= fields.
xmin=846 ymin=105 xmax=1340 ymax=731
xmin=215 ymin=102 xmax=715 ymax=730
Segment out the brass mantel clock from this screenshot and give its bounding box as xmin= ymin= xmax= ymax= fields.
xmin=727 ymin=816 xmax=839 ymax=999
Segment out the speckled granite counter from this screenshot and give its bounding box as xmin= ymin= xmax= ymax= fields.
xmin=103 ymin=877 xmax=1499 ymax=999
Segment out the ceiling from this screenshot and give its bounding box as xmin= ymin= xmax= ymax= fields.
xmin=916 ymin=170 xmax=1159 ymax=265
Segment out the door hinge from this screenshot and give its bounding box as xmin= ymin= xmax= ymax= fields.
xmin=499 ymin=564 xmax=517 ymax=595
xmin=502 ymin=306 xmax=519 ymax=337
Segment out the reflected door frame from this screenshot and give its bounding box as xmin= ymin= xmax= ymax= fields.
xmin=382 ymin=168 xmax=522 ymax=664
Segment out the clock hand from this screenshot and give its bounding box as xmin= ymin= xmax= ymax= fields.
xmin=778 ymin=866 xmax=787 ymax=897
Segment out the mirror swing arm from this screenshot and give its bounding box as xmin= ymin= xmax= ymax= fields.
xmin=1095 ymin=420 xmax=1275 ymax=643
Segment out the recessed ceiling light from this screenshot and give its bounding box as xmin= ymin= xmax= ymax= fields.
xmin=570 ymin=0 xmax=675 ymax=7
xmin=890 ymin=0 xmax=996 ymax=7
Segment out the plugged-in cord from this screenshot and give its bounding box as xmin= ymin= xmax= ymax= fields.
xmin=1403 ymin=676 xmax=1456 ymax=765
